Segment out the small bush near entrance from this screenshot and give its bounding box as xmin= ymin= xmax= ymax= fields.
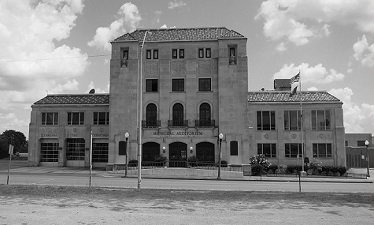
xmin=128 ymin=160 xmax=138 ymax=167
xmin=220 ymin=160 xmax=227 ymax=167
xmin=266 ymin=164 xmax=278 ymax=174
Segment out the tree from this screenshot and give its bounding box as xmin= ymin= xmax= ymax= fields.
xmin=0 ymin=130 xmax=28 ymax=157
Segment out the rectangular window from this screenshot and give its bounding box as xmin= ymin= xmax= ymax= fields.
xmin=122 ymin=49 xmax=129 ymax=60
xmin=257 ymin=111 xmax=276 ymax=130
xmin=206 ymin=48 xmax=211 ymax=58
xmin=146 ymin=79 xmax=158 ymax=92
xmin=230 ymin=141 xmax=239 ymax=156
xmin=312 ymin=110 xmax=330 ymax=130
xmin=172 ymin=79 xmax=184 ymax=92
xmin=67 ymin=112 xmax=84 ymax=125
xmin=92 ymin=143 xmax=108 ymax=163
xmin=42 ymin=112 xmax=58 ymax=125
xmin=153 ymin=49 xmax=158 ymax=59
xmin=146 ymin=50 xmax=152 ymax=59
xmin=198 ymin=48 xmax=204 ymax=58
xmin=121 ymin=48 xmax=129 ymax=67
xmin=40 ymin=143 xmax=59 ymax=162
xmin=357 ymin=140 xmax=366 ymax=147
xmin=285 ymin=143 xmax=302 ymax=158
xmin=172 ymin=49 xmax=178 ymax=59
xmin=93 ymin=112 xmax=109 ymax=125
xmin=198 ymin=78 xmax=211 ymax=91
xmin=258 ymin=143 xmax=276 ymax=158
xmin=229 ymin=46 xmax=237 ymax=65
xmin=179 ymin=49 xmax=184 ymax=58
xmin=284 ymin=110 xmax=301 ymax=130
xmin=313 ymin=143 xmax=332 ymax=158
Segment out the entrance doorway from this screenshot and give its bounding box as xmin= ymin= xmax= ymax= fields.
xmin=143 ymin=142 xmax=160 ymax=162
xmin=196 ymin=142 xmax=215 ymax=164
xmin=169 ymin=142 xmax=187 ymax=167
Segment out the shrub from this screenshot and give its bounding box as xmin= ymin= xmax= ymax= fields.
xmin=286 ymin=165 xmax=301 ymax=174
xmin=337 ymin=166 xmax=347 ymax=176
xmin=221 ymin=160 xmax=228 ymax=167
xmin=128 ymin=159 xmax=138 ymax=167
xmin=249 ymin=155 xmax=271 ymax=169
xmin=153 ymin=155 xmax=167 ymax=163
xmin=267 ymin=164 xmax=278 ymax=174
xmin=275 ymin=164 xmax=287 ymax=174
xmin=251 ymin=164 xmax=265 ymax=176
xmin=188 ymin=156 xmax=198 ymax=167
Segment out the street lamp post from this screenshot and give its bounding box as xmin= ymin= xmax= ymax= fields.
xmin=365 ymin=140 xmax=370 ymax=177
xmin=217 ymin=133 xmax=223 ymax=180
xmin=124 ymin=132 xmax=129 ymax=177
xmin=138 ymin=30 xmax=150 ymax=189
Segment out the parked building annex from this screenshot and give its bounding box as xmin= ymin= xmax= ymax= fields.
xmin=28 ymin=27 xmax=346 ymax=169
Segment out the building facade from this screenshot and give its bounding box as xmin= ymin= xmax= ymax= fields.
xmin=28 ymin=27 xmax=347 ymax=168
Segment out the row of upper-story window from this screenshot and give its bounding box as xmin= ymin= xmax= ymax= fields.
xmin=145 ymin=78 xmax=212 ymax=93
xmin=121 ymin=46 xmax=238 ymax=66
xmin=257 ymin=110 xmax=331 ymax=131
xmin=41 ymin=112 xmax=109 ymax=126
xmin=257 ymin=143 xmax=332 ymax=158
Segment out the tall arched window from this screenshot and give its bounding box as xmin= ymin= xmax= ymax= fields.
xmin=199 ymin=103 xmax=211 ymax=126
xmin=146 ymin=103 xmax=157 ymax=127
xmin=172 ymin=103 xmax=184 ymax=126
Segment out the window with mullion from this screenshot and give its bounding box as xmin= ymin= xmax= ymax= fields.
xmin=198 ymin=78 xmax=211 ymax=91
xmin=284 ymin=110 xmax=301 ymax=130
xmin=68 ymin=112 xmax=84 ymax=125
xmin=313 ymin=143 xmax=332 ymax=158
xmin=42 ymin=112 xmax=58 ymax=125
xmin=257 ymin=111 xmax=276 ymax=130
xmin=172 ymin=103 xmax=184 ymax=126
xmin=146 ymin=104 xmax=158 ymax=127
xmin=198 ymin=48 xmax=204 ymax=58
xmin=172 ymin=79 xmax=184 ymax=92
xmin=146 ymin=79 xmax=158 ymax=92
xmin=199 ymin=103 xmax=211 ymax=125
xmin=312 ymin=110 xmax=330 ymax=130
xmin=285 ymin=143 xmax=302 ymax=158
xmin=257 ymin=143 xmax=276 ymax=158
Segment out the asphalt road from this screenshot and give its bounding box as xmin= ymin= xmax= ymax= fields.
xmin=2 ymin=173 xmax=374 ymax=193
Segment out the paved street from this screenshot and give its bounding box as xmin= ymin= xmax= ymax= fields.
xmin=1 ymin=172 xmax=373 ymax=193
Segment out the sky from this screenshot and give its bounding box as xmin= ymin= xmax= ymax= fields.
xmin=0 ymin=0 xmax=373 ymax=139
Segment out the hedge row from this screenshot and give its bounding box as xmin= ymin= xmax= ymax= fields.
xmin=251 ymin=164 xmax=347 ymax=177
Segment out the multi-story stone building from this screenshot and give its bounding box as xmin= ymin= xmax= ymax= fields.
xmin=28 ymin=27 xmax=347 ymax=168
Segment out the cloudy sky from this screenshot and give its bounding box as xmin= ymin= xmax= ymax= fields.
xmin=0 ymin=0 xmax=373 ymax=138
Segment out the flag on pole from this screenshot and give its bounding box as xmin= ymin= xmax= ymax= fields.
xmin=290 ymin=71 xmax=300 ymax=96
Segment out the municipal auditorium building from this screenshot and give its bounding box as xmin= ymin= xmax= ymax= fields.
xmin=28 ymin=27 xmax=346 ymax=169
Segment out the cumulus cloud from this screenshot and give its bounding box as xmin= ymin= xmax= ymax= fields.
xmin=0 ymin=113 xmax=27 ymax=131
xmin=153 ymin=10 xmax=162 ymax=24
xmin=168 ymin=0 xmax=187 ymax=9
xmin=48 ymin=79 xmax=79 ymax=94
xmin=256 ymin=0 xmax=374 ymax=48
xmin=273 ymin=63 xmax=345 ymax=84
xmin=0 ymin=0 xmax=88 ymax=134
xmin=353 ymin=35 xmax=374 ymax=67
xmin=329 ymin=88 xmax=374 ymax=134
xmin=88 ymin=3 xmax=141 ymax=51
xmin=276 ymin=42 xmax=287 ymax=52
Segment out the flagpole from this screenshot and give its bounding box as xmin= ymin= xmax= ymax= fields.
xmin=299 ymin=70 xmax=305 ymax=174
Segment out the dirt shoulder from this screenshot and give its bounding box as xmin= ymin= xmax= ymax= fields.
xmin=0 ymin=185 xmax=373 ymax=225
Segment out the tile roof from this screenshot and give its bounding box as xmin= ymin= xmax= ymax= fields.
xmin=34 ymin=94 xmax=109 ymax=105
xmin=248 ymin=91 xmax=341 ymax=103
xmin=113 ymin=27 xmax=245 ymax=42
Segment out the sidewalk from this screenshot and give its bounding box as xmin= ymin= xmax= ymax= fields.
xmin=1 ymin=164 xmax=373 ymax=183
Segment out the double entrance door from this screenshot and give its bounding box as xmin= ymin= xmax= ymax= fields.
xmin=169 ymin=142 xmax=187 ymax=167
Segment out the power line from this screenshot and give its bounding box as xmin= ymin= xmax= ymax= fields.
xmin=0 ymin=54 xmax=111 ymax=63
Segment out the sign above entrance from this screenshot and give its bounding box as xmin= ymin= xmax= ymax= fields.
xmin=153 ymin=131 xmax=203 ymax=136
xmin=144 ymin=129 xmax=214 ymax=138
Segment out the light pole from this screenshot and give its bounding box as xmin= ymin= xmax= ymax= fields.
xmin=124 ymin=132 xmax=129 ymax=177
xmin=217 ymin=133 xmax=223 ymax=180
xmin=137 ymin=30 xmax=150 ymax=189
xmin=365 ymin=140 xmax=370 ymax=177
